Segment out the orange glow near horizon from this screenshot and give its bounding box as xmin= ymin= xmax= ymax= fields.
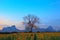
xmin=20 ymin=22 xmax=24 ymax=25
xmin=0 ymin=27 xmax=3 ymax=30
xmin=0 ymin=19 xmax=17 ymax=26
xmin=0 ymin=19 xmax=25 ymax=30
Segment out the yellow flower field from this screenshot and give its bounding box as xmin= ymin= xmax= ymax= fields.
xmin=0 ymin=32 xmax=60 ymax=40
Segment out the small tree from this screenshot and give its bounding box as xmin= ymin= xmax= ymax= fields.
xmin=23 ymin=14 xmax=40 ymax=32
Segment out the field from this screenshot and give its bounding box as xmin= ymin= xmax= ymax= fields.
xmin=0 ymin=32 xmax=60 ymax=40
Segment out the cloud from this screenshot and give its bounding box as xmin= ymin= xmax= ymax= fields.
xmin=15 ymin=21 xmax=25 ymax=30
xmin=0 ymin=21 xmax=25 ymax=30
xmin=0 ymin=16 xmax=18 ymax=26
xmin=0 ymin=15 xmax=25 ymax=30
xmin=0 ymin=19 xmax=15 ymax=26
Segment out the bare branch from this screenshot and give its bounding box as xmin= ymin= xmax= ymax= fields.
xmin=23 ymin=14 xmax=40 ymax=32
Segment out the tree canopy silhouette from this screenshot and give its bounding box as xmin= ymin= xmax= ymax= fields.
xmin=23 ymin=14 xmax=40 ymax=32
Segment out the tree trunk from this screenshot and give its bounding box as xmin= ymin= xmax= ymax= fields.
xmin=29 ymin=27 xmax=32 ymax=32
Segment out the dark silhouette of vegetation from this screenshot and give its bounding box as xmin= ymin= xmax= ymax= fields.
xmin=23 ymin=14 xmax=40 ymax=32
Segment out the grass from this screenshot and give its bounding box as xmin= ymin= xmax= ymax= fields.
xmin=0 ymin=32 xmax=60 ymax=40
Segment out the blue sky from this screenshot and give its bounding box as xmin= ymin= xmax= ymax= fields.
xmin=0 ymin=0 xmax=60 ymax=30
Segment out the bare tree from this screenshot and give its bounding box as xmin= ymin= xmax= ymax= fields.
xmin=23 ymin=14 xmax=40 ymax=32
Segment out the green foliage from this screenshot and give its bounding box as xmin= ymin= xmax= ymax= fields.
xmin=34 ymin=34 xmax=38 ymax=40
xmin=49 ymin=36 xmax=60 ymax=40
xmin=43 ymin=35 xmax=60 ymax=40
xmin=0 ymin=36 xmax=17 ymax=40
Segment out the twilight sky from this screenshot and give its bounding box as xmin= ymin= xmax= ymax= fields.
xmin=0 ymin=0 xmax=60 ymax=30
